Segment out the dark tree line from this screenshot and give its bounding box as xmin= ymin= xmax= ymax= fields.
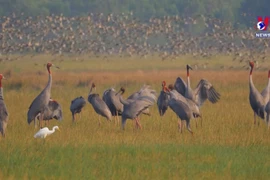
xmin=0 ymin=0 xmax=267 ymax=28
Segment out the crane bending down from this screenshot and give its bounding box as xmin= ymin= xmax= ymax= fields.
xmin=27 ymin=62 xmax=58 ymax=128
xmin=102 ymin=88 xmax=123 ymax=125
xmin=88 ymin=83 xmax=112 ymax=126
xmin=0 ymin=74 xmax=8 ymax=137
xmin=127 ymin=85 xmax=157 ymax=116
xmin=70 ymin=96 xmax=86 ymax=122
xmin=249 ymin=61 xmax=267 ymax=125
xmin=174 ymin=64 xmax=220 ymax=107
xmin=157 ymin=81 xmax=170 ymax=116
xmin=34 ymin=99 xmax=63 ymax=128
xmin=167 ymin=84 xmax=201 ymax=134
xmin=116 ymin=86 xmax=157 ymax=130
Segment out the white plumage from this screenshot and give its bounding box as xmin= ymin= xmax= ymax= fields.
xmin=34 ymin=126 xmax=60 ymax=139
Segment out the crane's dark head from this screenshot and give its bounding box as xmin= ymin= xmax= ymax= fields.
xmin=91 ymin=83 xmax=96 ymax=88
xmin=162 ymin=81 xmax=170 ymax=92
xmin=116 ymin=87 xmax=125 ymax=96
xmin=186 ymin=64 xmax=193 ymax=70
xmin=162 ymin=81 xmax=166 ymax=87
xmin=46 ymin=62 xmax=60 ymax=74
xmin=168 ymin=84 xmax=174 ymax=91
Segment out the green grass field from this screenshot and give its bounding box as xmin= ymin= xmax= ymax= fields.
xmin=0 ymin=55 xmax=270 ymax=179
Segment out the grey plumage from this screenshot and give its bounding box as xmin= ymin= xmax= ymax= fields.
xmin=0 ymin=74 xmax=8 ymax=137
xmin=103 ymin=88 xmax=123 ymax=116
xmin=35 ymin=99 xmax=63 ymax=127
xmin=167 ymin=85 xmax=198 ymax=134
xmin=265 ymin=101 xmax=270 ymax=129
xmin=27 ymin=63 xmax=56 ymax=128
xmin=116 ymin=86 xmax=156 ymax=130
xmin=88 ymin=83 xmax=112 ymax=126
xmin=70 ymin=96 xmax=86 ymax=122
xmin=127 ymin=85 xmax=157 ymax=116
xmin=174 ymin=65 xmax=220 ymax=107
xmin=157 ymin=81 xmax=170 ymax=116
xmin=249 ymin=61 xmax=266 ymax=124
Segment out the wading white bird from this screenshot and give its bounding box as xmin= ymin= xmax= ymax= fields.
xmin=34 ymin=126 xmax=60 ymax=139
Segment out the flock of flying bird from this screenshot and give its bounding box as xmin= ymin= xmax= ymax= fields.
xmin=0 ymin=13 xmax=269 ymax=71
xmin=1 ymin=60 xmax=270 ymax=139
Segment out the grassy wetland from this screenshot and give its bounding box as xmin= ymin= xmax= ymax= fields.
xmin=0 ymin=55 xmax=270 ymax=179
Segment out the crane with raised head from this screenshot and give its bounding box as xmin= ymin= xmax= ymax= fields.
xmin=248 ymin=61 xmax=266 ymax=125
xmin=88 ymin=83 xmax=112 ymax=126
xmin=166 ymin=84 xmax=201 ymax=134
xmin=174 ymin=64 xmax=220 ymax=107
xmin=27 ymin=62 xmax=59 ymax=128
xmin=157 ymin=81 xmax=170 ymax=116
xmin=0 ymin=74 xmax=8 ymax=137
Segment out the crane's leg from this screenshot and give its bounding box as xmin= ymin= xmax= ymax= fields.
xmin=195 ymin=118 xmax=198 ymax=128
xmin=39 ymin=113 xmax=44 ymax=128
xmin=200 ymin=115 xmax=203 ymax=128
xmin=267 ymin=113 xmax=270 ymax=130
xmin=80 ymin=111 xmax=82 ymax=120
xmin=98 ymin=115 xmax=101 ymax=127
xmin=254 ymin=112 xmax=256 ymax=125
xmin=135 ymin=117 xmax=142 ymax=129
xmin=186 ymin=120 xmax=194 ymax=135
xmin=72 ymin=113 xmax=75 ymax=123
xmin=116 ymin=111 xmax=119 ymax=126
xmin=178 ymin=119 xmax=182 ymax=133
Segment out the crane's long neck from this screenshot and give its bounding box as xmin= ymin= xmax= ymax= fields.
xmin=249 ymin=67 xmax=255 ymax=90
xmin=267 ymin=70 xmax=270 ymax=87
xmin=0 ymin=87 xmax=3 ymax=100
xmin=0 ymin=79 xmax=3 ymax=100
xmin=119 ymin=94 xmax=129 ymax=105
xmin=186 ymin=68 xmax=192 ymax=91
xmin=88 ymin=86 xmax=93 ymax=95
xmin=45 ymin=73 xmax=52 ymax=94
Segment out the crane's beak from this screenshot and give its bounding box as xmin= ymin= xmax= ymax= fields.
xmin=57 ymin=128 xmax=61 ymax=132
xmin=52 ymin=64 xmax=60 ymax=69
xmin=187 ymin=65 xmax=193 ymax=70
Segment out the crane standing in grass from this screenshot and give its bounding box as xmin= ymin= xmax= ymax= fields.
xmin=116 ymin=86 xmax=157 ymax=130
xmin=34 ymin=98 xmax=63 ymax=128
xmin=157 ymin=81 xmax=170 ymax=116
xmin=174 ymin=64 xmax=220 ymax=126
xmin=88 ymin=83 xmax=112 ymax=126
xmin=70 ymin=96 xmax=86 ymax=122
xmin=27 ymin=62 xmax=59 ymax=128
xmin=0 ymin=74 xmax=8 ymax=137
xmin=248 ymin=61 xmax=266 ymax=125
xmin=102 ymin=88 xmax=123 ymax=125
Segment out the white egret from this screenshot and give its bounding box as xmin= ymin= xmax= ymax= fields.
xmin=34 ymin=126 xmax=60 ymax=139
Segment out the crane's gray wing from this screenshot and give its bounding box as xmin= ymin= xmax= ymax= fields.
xmin=174 ymin=77 xmax=187 ymax=96
xmin=129 ymin=96 xmax=156 ymax=118
xmin=194 ymin=79 xmax=220 ymax=107
xmin=70 ymin=97 xmax=86 ymax=111
xmin=168 ymin=98 xmax=192 ymax=121
xmin=0 ymin=101 xmax=8 ymax=117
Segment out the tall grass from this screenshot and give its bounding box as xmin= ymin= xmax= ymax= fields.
xmin=0 ymin=55 xmax=269 ymax=179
